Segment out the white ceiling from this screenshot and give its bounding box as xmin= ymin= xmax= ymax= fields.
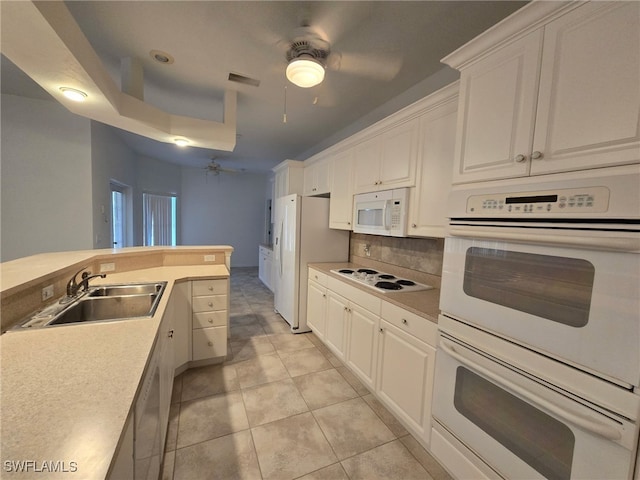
xmin=1 ymin=1 xmax=527 ymax=173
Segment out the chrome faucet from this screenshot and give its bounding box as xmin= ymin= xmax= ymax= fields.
xmin=66 ymin=267 xmax=106 ymax=297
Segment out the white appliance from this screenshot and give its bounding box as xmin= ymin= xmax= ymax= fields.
xmin=273 ymin=194 xmax=349 ymax=333
xmin=353 ymin=188 xmax=409 ymax=237
xmin=330 ymin=267 xmax=433 ymax=293
xmin=432 ymin=165 xmax=640 ymax=479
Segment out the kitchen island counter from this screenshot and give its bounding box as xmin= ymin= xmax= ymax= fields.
xmin=1 ymin=248 xmax=231 ymax=479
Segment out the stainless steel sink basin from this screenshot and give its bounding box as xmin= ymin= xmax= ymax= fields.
xmin=11 ymin=282 xmax=167 ymax=330
xmin=48 ymin=294 xmax=160 ymax=326
xmin=88 ymin=283 xmax=164 ymax=297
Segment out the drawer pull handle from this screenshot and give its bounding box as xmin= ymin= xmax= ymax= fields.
xmin=208 ymin=302 xmax=213 ymax=307
xmin=208 ymin=286 xmax=214 ymax=291
xmin=379 ymin=328 xmax=384 ymax=333
xmin=208 ymin=318 xmax=214 ymax=324
xmin=208 ymin=341 xmax=214 ymax=347
xmin=402 ymin=319 xmax=408 ymax=325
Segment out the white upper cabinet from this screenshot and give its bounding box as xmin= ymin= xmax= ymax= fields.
xmin=273 ymin=160 xmax=304 ymax=198
xmin=303 ymin=156 xmax=331 ymax=196
xmin=329 ymin=147 xmax=355 ymax=230
xmin=531 ymin=2 xmax=640 ymax=174
xmin=354 ymin=118 xmax=419 ymax=193
xmin=444 ymin=1 xmax=640 ymax=184
xmin=408 ymin=83 xmax=458 ymax=238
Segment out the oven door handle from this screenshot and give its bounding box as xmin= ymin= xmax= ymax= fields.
xmin=440 ymin=339 xmax=623 ymax=441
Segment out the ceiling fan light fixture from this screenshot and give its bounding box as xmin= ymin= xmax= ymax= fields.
xmin=286 ymin=57 xmax=325 ymax=88
xmin=60 ymin=87 xmax=87 ymax=102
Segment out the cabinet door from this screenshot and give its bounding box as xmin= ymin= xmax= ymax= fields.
xmin=379 ymin=118 xmax=419 ymax=189
xmin=377 ymin=320 xmax=436 ymax=443
xmin=329 ymin=148 xmax=355 ymax=230
xmin=159 ymin=313 xmax=175 ymax=451
xmin=264 ymin=255 xmax=273 ymax=292
xmin=306 ymin=281 xmax=327 ymax=339
xmin=531 ymin=2 xmax=640 ymax=174
xmin=258 ymin=249 xmax=267 ymax=285
xmin=409 ymin=89 xmax=458 ymax=238
xmin=303 ymin=158 xmax=331 ymax=196
xmin=452 ymin=30 xmax=543 ymax=184
xmin=353 ymin=136 xmax=383 ymax=193
xmin=172 ymin=281 xmax=190 ymax=371
xmin=325 ymin=291 xmax=349 ymax=360
xmin=346 ymin=304 xmax=379 ymax=389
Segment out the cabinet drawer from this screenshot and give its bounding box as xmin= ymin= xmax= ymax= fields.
xmin=259 ymin=246 xmax=273 ymax=258
xmin=192 ymin=326 xmax=227 ymax=361
xmin=381 ymin=301 xmax=437 ymax=346
xmin=193 ymin=311 xmax=227 ymax=329
xmin=328 ymin=276 xmax=381 ymax=315
xmin=192 ymin=295 xmax=227 ymax=313
xmin=192 ymin=279 xmax=227 ymax=297
xmin=308 ymin=268 xmax=328 ymax=287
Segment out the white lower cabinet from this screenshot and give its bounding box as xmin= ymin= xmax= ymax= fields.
xmin=377 ymin=319 xmax=436 ymax=443
xmin=258 ymin=246 xmax=274 ymax=291
xmin=325 ymin=290 xmax=349 ymax=361
xmin=191 ymin=278 xmax=229 ymax=362
xmin=308 ymin=272 xmax=437 ymax=447
xmin=346 ymin=304 xmax=379 ymax=390
xmin=306 ymin=269 xmax=328 ymax=340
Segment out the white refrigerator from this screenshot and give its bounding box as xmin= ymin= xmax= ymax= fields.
xmin=273 ymin=194 xmax=350 ymax=333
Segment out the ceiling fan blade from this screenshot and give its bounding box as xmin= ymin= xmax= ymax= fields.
xmin=327 ymin=51 xmax=403 ymax=82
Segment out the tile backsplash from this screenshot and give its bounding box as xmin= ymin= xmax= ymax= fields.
xmin=349 ymin=233 xmax=444 ymax=288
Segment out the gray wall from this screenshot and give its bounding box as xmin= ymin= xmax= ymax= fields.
xmin=1 ymin=94 xmax=93 ymax=261
xmin=181 ymin=168 xmax=269 ymax=267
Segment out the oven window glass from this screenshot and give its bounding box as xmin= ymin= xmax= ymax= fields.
xmin=463 ymin=247 xmax=595 ymax=327
xmin=454 ymin=367 xmax=575 ymax=480
xmin=357 ymin=208 xmax=383 ymax=227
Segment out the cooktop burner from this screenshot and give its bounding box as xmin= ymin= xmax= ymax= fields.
xmin=330 ymin=268 xmax=433 ymax=293
xmin=375 ymin=281 xmax=403 ymax=290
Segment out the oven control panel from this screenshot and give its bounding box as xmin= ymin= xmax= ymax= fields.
xmin=466 ymin=186 xmax=610 ymax=215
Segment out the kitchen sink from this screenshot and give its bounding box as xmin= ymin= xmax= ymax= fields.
xmin=12 ymin=282 xmax=167 ymax=330
xmin=48 ymin=294 xmax=160 ymax=326
xmin=88 ymin=283 xmax=164 ymax=297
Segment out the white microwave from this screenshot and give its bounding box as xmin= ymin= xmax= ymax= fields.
xmin=353 ymin=188 xmax=408 ymax=237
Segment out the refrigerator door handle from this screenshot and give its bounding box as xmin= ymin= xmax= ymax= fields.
xmin=279 ymin=219 xmax=284 ymax=277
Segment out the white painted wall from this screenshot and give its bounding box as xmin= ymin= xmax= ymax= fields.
xmin=181 ymin=168 xmax=269 ymax=267
xmin=90 ymin=122 xmax=137 ymax=249
xmin=1 ymin=94 xmax=93 ymax=262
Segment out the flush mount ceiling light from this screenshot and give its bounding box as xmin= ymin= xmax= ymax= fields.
xmin=286 ymin=56 xmax=325 ymax=88
xmin=174 ymin=138 xmax=189 ymax=147
xmin=59 ymin=87 xmax=87 ymax=102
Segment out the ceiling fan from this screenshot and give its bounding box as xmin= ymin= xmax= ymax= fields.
xmin=282 ymin=21 xmax=403 ymax=91
xmin=204 ymin=158 xmax=244 ymax=177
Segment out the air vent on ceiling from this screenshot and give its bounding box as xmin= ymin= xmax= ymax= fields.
xmin=228 ymin=73 xmax=260 ymax=87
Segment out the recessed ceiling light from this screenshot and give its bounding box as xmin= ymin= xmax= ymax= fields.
xmin=59 ymin=87 xmax=87 ymax=102
xmin=174 ymin=138 xmax=189 ymax=147
xmin=150 ymin=50 xmax=174 ymax=65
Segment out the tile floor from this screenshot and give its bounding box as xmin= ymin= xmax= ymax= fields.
xmin=161 ymin=267 xmax=452 ymax=480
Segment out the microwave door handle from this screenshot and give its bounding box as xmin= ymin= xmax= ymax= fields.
xmin=383 ymin=200 xmax=391 ymax=231
xmin=439 ymin=339 xmax=623 ymax=441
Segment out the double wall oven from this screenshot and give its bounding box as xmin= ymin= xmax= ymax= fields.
xmin=432 ymin=165 xmax=640 ymax=480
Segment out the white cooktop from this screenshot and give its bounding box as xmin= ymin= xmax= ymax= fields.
xmin=330 ymin=268 xmax=433 ymax=294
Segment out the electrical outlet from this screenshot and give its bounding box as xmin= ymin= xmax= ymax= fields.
xmin=42 ymin=285 xmax=54 ymax=301
xmin=100 ymin=262 xmax=116 ymax=273
xmin=204 ymin=255 xmax=216 ymax=262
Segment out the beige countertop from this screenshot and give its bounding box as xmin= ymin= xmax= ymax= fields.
xmin=308 ymin=262 xmax=441 ymax=323
xmin=1 ymin=264 xmax=229 ymax=479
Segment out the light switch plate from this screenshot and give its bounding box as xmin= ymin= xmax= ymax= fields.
xmin=100 ymin=262 xmax=116 ymax=272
